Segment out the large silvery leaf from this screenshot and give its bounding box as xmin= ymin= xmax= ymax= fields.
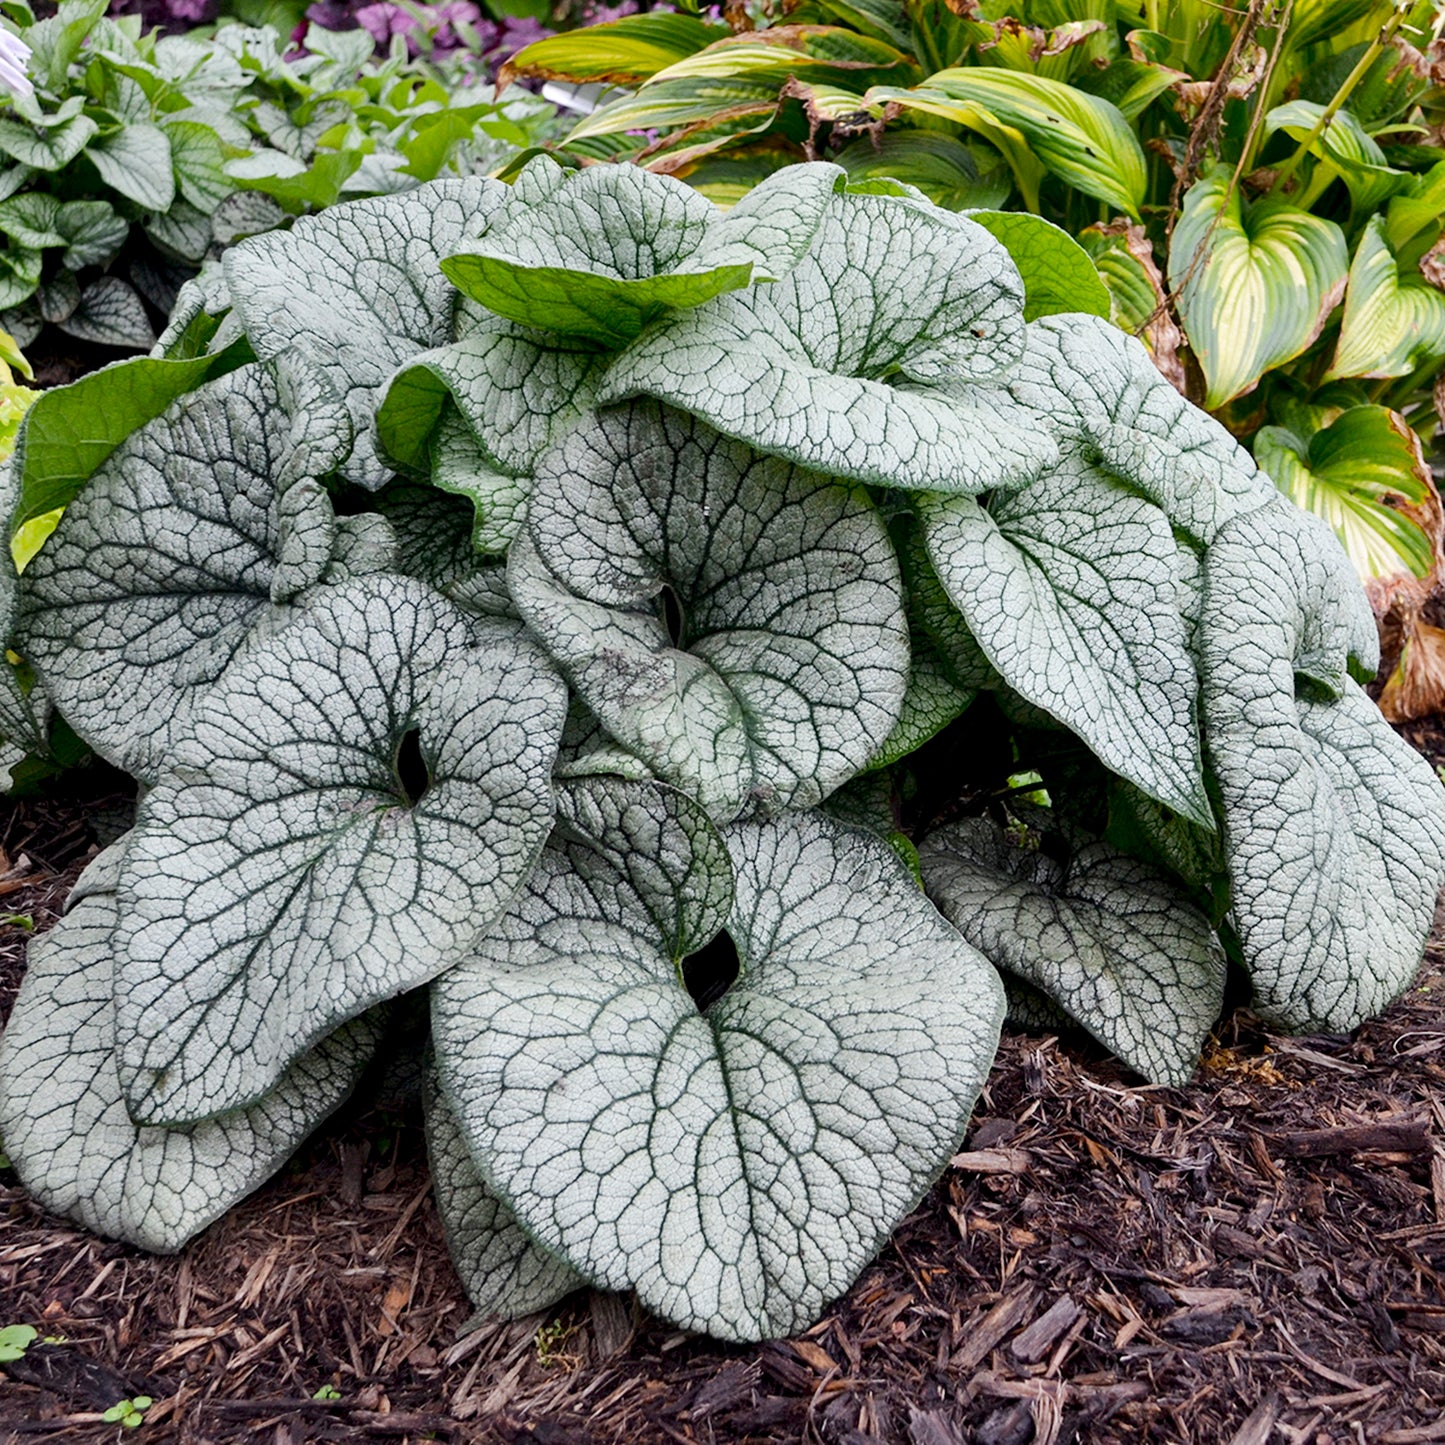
xmin=600 ymin=186 xmax=1056 ymax=494
xmin=920 ymin=818 xmax=1224 ymax=1086
xmin=1200 ymin=507 xmax=1445 ymax=1032
xmin=15 ymin=364 xmax=333 ymax=781
xmin=222 ymin=179 xmax=504 ymax=489
xmin=114 ymin=575 xmax=567 ymax=1125
xmin=920 ymin=448 xmax=1210 ymax=825
xmin=372 ymin=481 xmax=513 ymax=617
xmin=0 ymin=843 xmax=382 ymax=1252
xmin=508 ymin=401 xmax=908 ymax=823
xmin=424 ymin=1066 xmax=583 ymax=1319
xmin=1002 ymin=315 xmax=1275 ymax=547
xmin=433 ymin=795 xmax=1004 ymax=1341
xmin=442 ymin=158 xmax=843 ymax=347
xmin=1169 ymin=170 xmax=1348 ymax=410
xmin=0 ymin=455 xmax=46 ymax=753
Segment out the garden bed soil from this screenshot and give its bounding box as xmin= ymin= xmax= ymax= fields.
xmin=3 ymin=763 xmax=1445 ymax=1444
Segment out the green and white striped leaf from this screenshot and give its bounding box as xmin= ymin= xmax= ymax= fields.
xmin=873 ymin=68 xmax=1146 ymax=218
xmin=1326 ymin=216 xmax=1445 ymax=382
xmin=1200 ymin=504 xmax=1445 ymax=1032
xmin=500 ymin=13 xmax=727 ymax=87
xmin=223 ymin=179 xmax=505 ymax=489
xmin=15 ymin=365 xmax=328 ymax=782
xmin=920 ymin=817 xmax=1225 ymax=1085
xmin=432 ymin=796 xmax=1004 ymax=1342
xmin=114 ymin=575 xmax=567 ymax=1125
xmin=919 ymin=443 xmax=1210 ymax=825
xmin=508 ymin=401 xmax=908 ymax=823
xmin=1169 ymin=169 xmax=1348 ymax=409
xmin=1264 ymin=100 xmax=1406 ymax=213
xmin=602 ymin=181 xmax=1056 ymax=493
xmin=0 ymin=842 xmax=383 ymax=1253
xmin=566 ymin=76 xmax=780 ymax=143
xmin=1255 ymin=405 xmax=1438 ymax=584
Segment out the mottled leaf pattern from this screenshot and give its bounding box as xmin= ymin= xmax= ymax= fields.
xmin=921 ymin=818 xmax=1225 ymax=1086
xmin=0 ymin=843 xmax=382 ymax=1252
xmin=509 ymin=401 xmax=908 ymax=821
xmin=115 ymin=576 xmax=567 ymax=1124
xmin=433 ymin=804 xmax=1003 ymax=1341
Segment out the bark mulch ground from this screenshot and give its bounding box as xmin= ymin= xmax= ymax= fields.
xmin=4 ymin=790 xmax=1445 ymax=1444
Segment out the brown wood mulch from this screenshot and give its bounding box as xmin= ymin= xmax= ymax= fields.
xmin=3 ymin=794 xmax=1445 ymax=1443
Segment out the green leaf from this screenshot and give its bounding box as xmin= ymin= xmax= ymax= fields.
xmin=1199 ymin=502 xmax=1445 ymax=1032
xmin=223 ymin=179 xmax=504 ymax=489
xmin=225 ymin=148 xmax=365 ymax=211
xmin=919 ymin=445 xmax=1210 ymax=826
xmin=7 ymin=351 xmax=226 ymax=532
xmin=1263 ymin=99 xmax=1405 ymax=213
xmin=164 ymin=119 xmax=234 ymax=212
xmin=875 ymin=68 xmax=1147 ymax=218
xmin=0 ymin=1325 xmax=36 ymax=1362
xmin=441 ymin=158 xmax=843 ymax=347
xmin=646 ymin=25 xmax=917 ymax=89
xmin=921 ymin=818 xmax=1224 ymax=1086
xmin=509 ymin=401 xmax=908 ymax=823
xmin=964 ymin=210 xmax=1111 ymax=323
xmin=424 ymin=1066 xmax=583 ymax=1320
xmin=56 ymin=277 xmax=154 ymax=350
xmin=15 ymin=366 xmax=328 ymax=780
xmin=1169 ymin=170 xmax=1348 ymax=409
xmin=1326 ymin=215 xmax=1445 ymax=382
xmin=500 ymin=13 xmax=728 ymax=86
xmin=55 ymin=199 xmax=128 ymax=269
xmin=0 ymin=107 xmax=98 ymax=172
xmin=834 ymin=130 xmax=1011 ymax=211
xmin=1255 ymin=405 xmax=1437 ymax=584
xmin=0 ymin=842 xmax=383 ymax=1251
xmin=114 ymin=575 xmax=568 ymax=1125
xmin=601 ymin=181 xmax=1055 ymax=493
xmin=432 ymin=798 xmax=1003 ymax=1341
xmin=0 ymin=193 xmax=66 ymax=250
xmin=87 ymin=123 xmax=175 ymax=212
xmin=1383 ymin=159 xmax=1445 ymax=252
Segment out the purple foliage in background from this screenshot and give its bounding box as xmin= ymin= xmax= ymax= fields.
xmin=294 ymin=0 xmax=560 ymax=61
xmin=108 ymin=0 xmax=219 ymax=31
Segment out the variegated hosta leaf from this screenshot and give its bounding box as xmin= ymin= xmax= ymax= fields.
xmin=1326 ymin=215 xmax=1445 ymax=383
xmin=1002 ymin=315 xmax=1275 ymax=547
xmin=1200 ymin=506 xmax=1445 ymax=1032
xmin=508 ymin=400 xmax=908 ymax=823
xmin=920 ymin=447 xmax=1211 ymax=826
xmin=222 ymin=179 xmax=504 ymax=489
xmin=15 ymin=364 xmax=333 ymax=782
xmin=920 ymin=817 xmax=1225 ymax=1086
xmin=0 ymin=843 xmax=382 ymax=1252
xmin=1169 ymin=171 xmax=1348 ymax=410
xmin=600 ymin=182 xmax=1056 ymax=493
xmin=441 ymin=157 xmax=843 ymax=346
xmin=114 ymin=575 xmax=568 ymax=1125
xmin=424 ymin=1065 xmax=583 ymax=1320
xmin=433 ymin=791 xmax=1004 ymax=1341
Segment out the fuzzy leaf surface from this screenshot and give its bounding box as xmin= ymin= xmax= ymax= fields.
xmin=920 ymin=818 xmax=1224 ymax=1085
xmin=433 ymin=800 xmax=1003 ymax=1341
xmin=1200 ymin=506 xmax=1445 ymax=1031
xmin=115 ymin=575 xmax=567 ymax=1124
xmin=508 ymin=401 xmax=908 ymax=822
xmin=223 ymin=179 xmax=503 ymax=488
xmin=0 ymin=843 xmax=382 ymax=1252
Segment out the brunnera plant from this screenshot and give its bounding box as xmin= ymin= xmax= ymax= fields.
xmin=0 ymin=161 xmax=1442 ymax=1343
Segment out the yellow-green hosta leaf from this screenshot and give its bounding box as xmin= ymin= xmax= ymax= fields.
xmin=1326 ymin=216 xmax=1445 ymax=382
xmin=1255 ymin=405 xmax=1438 ymax=584
xmin=567 ymin=77 xmax=781 ymax=144
xmin=881 ymin=68 xmax=1147 ymax=218
xmin=834 ymin=131 xmax=1012 ymax=210
xmin=1384 ymin=159 xmax=1445 ymax=252
xmin=499 ymin=13 xmax=727 ymax=88
xmin=1264 ymin=100 xmax=1405 ymax=213
xmin=966 ymin=211 xmax=1111 ymax=322
xmin=646 ymin=25 xmax=918 ymax=89
xmin=1169 ymin=170 xmax=1348 ymax=409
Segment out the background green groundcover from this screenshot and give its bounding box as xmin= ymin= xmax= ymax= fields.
xmin=0 ymin=155 xmax=1442 ymax=1345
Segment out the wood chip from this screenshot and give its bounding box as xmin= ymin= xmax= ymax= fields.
xmin=1010 ymin=1296 xmax=1082 ymax=1364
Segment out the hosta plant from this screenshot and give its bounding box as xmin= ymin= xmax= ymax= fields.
xmin=1 ymin=161 xmax=1443 ymax=1343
